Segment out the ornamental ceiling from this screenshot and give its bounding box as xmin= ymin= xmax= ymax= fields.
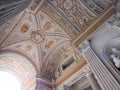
xmin=0 ymin=0 xmax=112 ymax=80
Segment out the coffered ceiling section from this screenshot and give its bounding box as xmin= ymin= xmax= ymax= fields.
xmin=30 ymin=0 xmax=112 ymax=39
xmin=0 ymin=7 xmax=73 ymax=80
xmin=0 ymin=11 xmax=41 ymax=70
xmin=46 ymin=0 xmax=112 ymax=38
xmin=0 ymin=0 xmax=113 ymax=81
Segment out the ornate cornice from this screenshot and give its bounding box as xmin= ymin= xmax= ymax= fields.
xmin=73 ymin=4 xmax=115 ymax=47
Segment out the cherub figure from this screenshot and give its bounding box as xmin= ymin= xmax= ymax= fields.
xmin=111 ymin=48 xmax=120 ymax=68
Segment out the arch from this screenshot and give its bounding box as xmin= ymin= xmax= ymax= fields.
xmin=0 ymin=49 xmax=38 ymax=89
xmin=0 ymin=49 xmax=40 ymax=75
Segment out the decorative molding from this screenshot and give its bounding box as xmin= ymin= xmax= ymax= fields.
xmin=0 ymin=49 xmax=40 ymax=74
xmin=73 ymin=4 xmax=114 ymax=47
xmin=56 ymin=56 xmax=87 ymax=86
xmin=41 ymin=2 xmax=78 ymax=38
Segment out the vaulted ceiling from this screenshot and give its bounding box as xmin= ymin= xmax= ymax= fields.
xmin=0 ymin=0 xmax=112 ymax=80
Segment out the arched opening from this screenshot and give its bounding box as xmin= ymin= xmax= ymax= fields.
xmin=0 ymin=51 xmax=37 ymax=90
xmin=0 ymin=71 xmax=21 ymax=90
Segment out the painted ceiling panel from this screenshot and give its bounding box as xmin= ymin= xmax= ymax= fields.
xmin=36 ymin=10 xmax=70 ymax=37
xmin=47 ymin=0 xmax=98 ymax=31
xmin=1 ymin=40 xmax=41 ymax=70
xmin=0 ymin=11 xmax=37 ymax=48
xmin=47 ymin=0 xmax=112 ymax=38
xmin=0 ymin=7 xmax=76 ymax=80
xmin=0 ymin=12 xmax=23 ymax=45
xmin=0 ymin=0 xmax=113 ymax=81
xmin=42 ymin=41 xmax=76 ymax=80
xmin=41 ymin=2 xmax=78 ymax=38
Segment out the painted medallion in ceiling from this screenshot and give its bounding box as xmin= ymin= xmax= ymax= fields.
xmin=0 ymin=0 xmax=112 ymax=81
xmin=0 ymin=7 xmax=76 ymax=80
xmin=42 ymin=41 xmax=78 ymax=80
xmin=0 ymin=11 xmax=41 ymax=70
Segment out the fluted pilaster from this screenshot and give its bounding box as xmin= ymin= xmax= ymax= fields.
xmin=84 ymin=67 xmax=101 ymax=90
xmin=78 ymin=40 xmax=120 ymax=90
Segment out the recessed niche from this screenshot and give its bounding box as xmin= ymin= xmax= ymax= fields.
xmin=62 ymin=57 xmax=75 ymax=70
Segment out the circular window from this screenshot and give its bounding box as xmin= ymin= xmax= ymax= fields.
xmin=0 ymin=71 xmax=21 ymax=90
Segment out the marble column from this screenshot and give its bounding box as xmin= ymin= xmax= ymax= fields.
xmin=84 ymin=67 xmax=101 ymax=90
xmin=78 ymin=40 xmax=120 ymax=90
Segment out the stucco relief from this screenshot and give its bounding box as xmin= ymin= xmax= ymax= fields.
xmin=0 ymin=11 xmax=42 ymax=68
xmin=0 ymin=12 xmax=22 ymax=44
xmin=31 ymin=31 xmax=45 ymax=44
xmin=45 ymin=41 xmax=54 ymax=48
xmin=1 ymin=40 xmax=40 ymax=70
xmin=0 ymin=12 xmax=37 ymax=48
xmin=36 ymin=10 xmax=70 ymax=37
xmin=48 ymin=0 xmax=98 ymax=30
xmin=42 ymin=41 xmax=76 ymax=80
xmin=41 ymin=2 xmax=78 ymax=38
xmin=44 ymin=21 xmax=52 ymax=30
xmin=41 ymin=36 xmax=71 ymax=65
xmin=0 ymin=4 xmax=78 ymax=80
xmin=20 ymin=23 xmax=30 ymax=33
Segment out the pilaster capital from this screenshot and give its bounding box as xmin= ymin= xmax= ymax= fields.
xmin=83 ymin=66 xmax=93 ymax=76
xmin=78 ymin=40 xmax=90 ymax=54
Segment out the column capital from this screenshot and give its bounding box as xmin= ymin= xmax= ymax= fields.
xmin=83 ymin=66 xmax=101 ymax=90
xmin=83 ymin=66 xmax=93 ymax=76
xmin=78 ymin=40 xmax=90 ymax=54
